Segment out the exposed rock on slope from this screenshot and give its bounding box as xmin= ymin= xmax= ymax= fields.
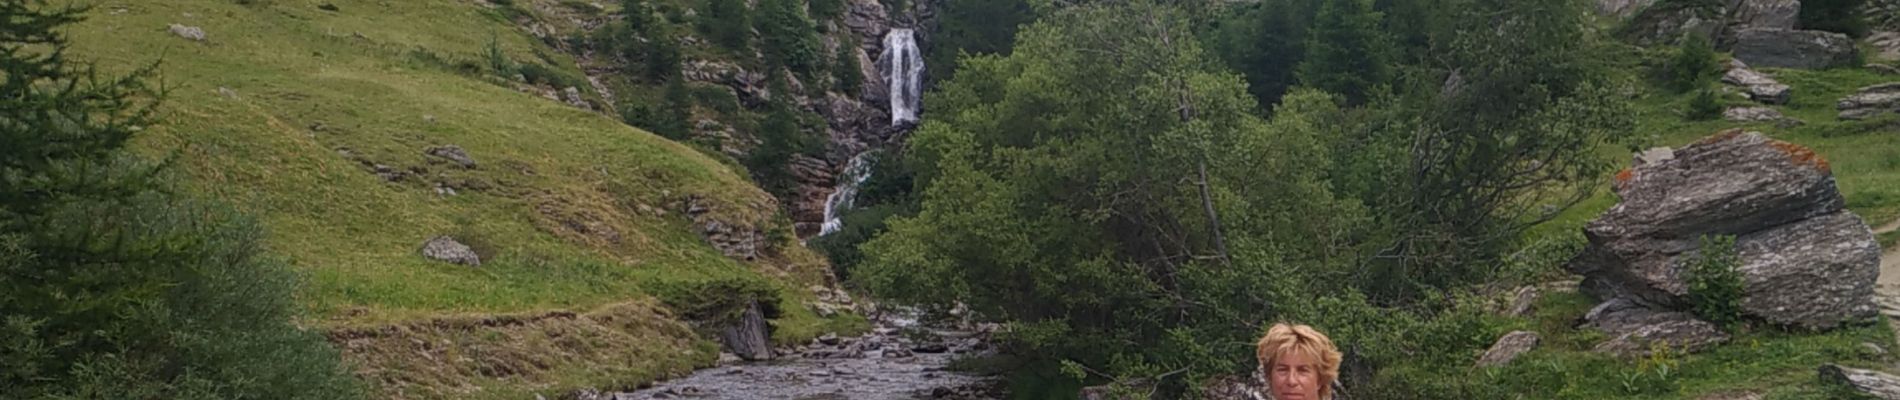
xmin=1840 ymin=83 xmax=1900 ymax=120
xmin=1567 ymin=130 xmax=1879 ymax=330
xmin=1731 ymin=28 xmax=1861 ymax=70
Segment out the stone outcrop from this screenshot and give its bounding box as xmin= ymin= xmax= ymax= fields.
xmin=1721 ymin=62 xmax=1791 ymax=104
xmin=1839 ymin=83 xmax=1900 ymax=120
xmin=1819 ymin=365 xmax=1900 ymax=399
xmin=1596 ymin=0 xmax=1657 ymax=17
xmin=1723 ymin=0 xmax=1799 ymax=37
xmin=1477 ymin=331 xmax=1540 ymax=367
xmin=718 ymin=300 xmax=775 ymax=361
xmin=420 ymin=235 xmax=481 ymax=266
xmin=1872 ymin=31 xmax=1900 ymax=61
xmin=424 ymin=144 xmax=477 ymax=169
xmin=683 ymin=196 xmax=770 ymax=261
xmin=1568 ymin=130 xmax=1880 ymax=330
xmin=1723 ymin=106 xmax=1788 ymax=123
xmin=1620 ymin=0 xmax=1796 ymax=46
xmin=168 ymin=24 xmax=206 ymax=41
xmin=1582 ymin=299 xmax=1729 ymax=357
xmin=1731 ymin=29 xmax=1861 ymax=70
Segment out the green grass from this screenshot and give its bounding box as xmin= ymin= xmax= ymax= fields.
xmin=1381 ymin=290 xmax=1895 ymax=399
xmin=66 ymin=1 xmax=852 ymax=397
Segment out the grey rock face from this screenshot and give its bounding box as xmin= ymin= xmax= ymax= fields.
xmin=1584 ymin=299 xmax=1729 ymax=357
xmin=1724 ymin=0 xmax=1800 ymax=37
xmin=1871 ymin=31 xmax=1900 ymax=61
xmin=683 ymin=195 xmax=768 ymax=261
xmin=419 ymin=236 xmax=481 ymax=267
xmin=718 ymin=301 xmax=776 ymax=361
xmin=1839 ymin=83 xmax=1900 ymax=120
xmin=424 ymin=145 xmax=477 ymax=169
xmin=1819 ymin=365 xmax=1900 ymax=399
xmin=1567 ymin=131 xmax=1879 ymax=329
xmin=1477 ymin=331 xmax=1541 ymax=367
xmin=1721 ymin=66 xmax=1792 ymax=104
xmin=1732 ymin=29 xmax=1861 ymax=70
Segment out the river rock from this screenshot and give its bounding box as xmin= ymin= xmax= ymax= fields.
xmin=1721 ymin=66 xmax=1791 ymax=104
xmin=1583 ymin=299 xmax=1730 ymax=357
xmin=1839 ymin=83 xmax=1900 ymax=120
xmin=1567 ymin=130 xmax=1879 ymax=329
xmin=1477 ymin=331 xmax=1541 ymax=367
xmin=1731 ymin=28 xmax=1860 ymax=70
xmin=419 ymin=236 xmax=481 ymax=266
xmin=719 ymin=300 xmax=775 ymax=361
xmin=1819 ymin=364 xmax=1900 ymax=399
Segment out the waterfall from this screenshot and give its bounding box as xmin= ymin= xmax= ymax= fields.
xmin=819 ymin=152 xmax=876 ymax=236
xmin=881 ymin=28 xmax=923 ymax=125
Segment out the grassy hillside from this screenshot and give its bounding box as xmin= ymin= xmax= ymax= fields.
xmin=66 ymin=0 xmax=854 ymax=397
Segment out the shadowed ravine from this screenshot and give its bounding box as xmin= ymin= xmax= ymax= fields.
xmin=618 ymin=311 xmax=1001 ymax=400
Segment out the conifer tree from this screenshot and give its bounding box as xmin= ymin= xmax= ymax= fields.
xmin=699 ymin=0 xmax=750 ymax=52
xmin=0 ymin=2 xmax=362 ymax=397
xmin=1295 ymin=0 xmax=1393 ymax=105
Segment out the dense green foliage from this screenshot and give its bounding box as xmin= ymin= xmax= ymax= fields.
xmin=1687 ymin=87 xmax=1722 ymax=120
xmin=922 ymin=0 xmax=1035 ymax=83
xmin=834 ymin=37 xmax=864 ymax=92
xmin=698 ymin=0 xmax=751 ymax=52
xmin=1296 ymin=0 xmax=1392 ymax=105
xmin=1687 ymin=235 xmax=1744 ymax=329
xmin=849 ymin=0 xmax=1639 ymax=395
xmin=756 ymin=0 xmax=823 ymax=74
xmin=1668 ymin=34 xmax=1718 ymax=93
xmin=0 ymin=2 xmax=361 ymax=398
xmin=1200 ymin=0 xmax=1322 ymax=108
xmin=1799 ymin=0 xmax=1869 ymax=37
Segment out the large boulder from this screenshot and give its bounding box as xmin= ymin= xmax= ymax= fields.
xmin=1731 ymin=29 xmax=1861 ymax=70
xmin=718 ymin=300 xmax=776 ymax=361
xmin=1624 ymin=4 xmax=1727 ymax=46
xmin=1839 ymin=83 xmax=1900 ymax=120
xmin=419 ymin=236 xmax=481 ymax=267
xmin=1567 ymin=130 xmax=1879 ymax=329
xmin=1723 ymin=0 xmax=1799 ymax=38
xmin=1820 ymin=365 xmax=1900 ymax=399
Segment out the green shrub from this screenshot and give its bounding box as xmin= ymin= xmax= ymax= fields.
xmin=1686 ymin=88 xmax=1723 ymax=121
xmin=0 ymin=2 xmax=363 ymax=397
xmin=1687 ymin=235 xmax=1745 ymax=329
xmin=484 ymin=33 xmax=517 ymax=78
xmin=1799 ymin=0 xmax=1869 ymax=37
xmin=1666 ymin=34 xmax=1718 ymax=92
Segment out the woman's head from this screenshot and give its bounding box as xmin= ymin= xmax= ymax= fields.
xmin=1256 ymin=323 xmax=1342 ymax=400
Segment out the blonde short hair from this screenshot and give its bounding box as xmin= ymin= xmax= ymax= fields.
xmin=1256 ymin=323 xmax=1343 ymax=399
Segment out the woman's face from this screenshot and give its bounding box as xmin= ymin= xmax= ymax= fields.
xmin=1268 ymin=351 xmax=1322 ymax=400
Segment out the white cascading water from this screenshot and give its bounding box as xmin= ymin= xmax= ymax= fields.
xmin=819 ymin=152 xmax=876 ymax=236
xmin=818 ymin=29 xmax=925 ymax=236
xmin=881 ymin=28 xmax=924 ymax=125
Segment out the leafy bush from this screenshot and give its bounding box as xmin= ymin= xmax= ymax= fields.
xmin=0 ymin=2 xmax=362 ymax=398
xmin=1687 ymin=235 xmax=1745 ymax=329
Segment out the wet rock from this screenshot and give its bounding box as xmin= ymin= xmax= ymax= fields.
xmin=168 ymin=24 xmax=205 ymax=41
xmin=1568 ymin=130 xmax=1879 ymax=329
xmin=1477 ymin=331 xmax=1540 ymax=367
xmin=1819 ymin=364 xmax=1900 ymax=399
xmin=424 ymin=145 xmax=477 ymax=169
xmin=419 ymin=236 xmax=481 ymax=267
xmin=912 ymin=343 xmax=949 ymax=354
xmin=1731 ymin=28 xmax=1860 ymax=70
xmin=1583 ymin=299 xmax=1729 ymax=357
xmin=882 ymin=348 xmax=914 ymax=358
xmin=1721 ymin=66 xmax=1791 ymax=104
xmin=718 ymin=301 xmax=775 ymax=361
xmin=1838 ymin=83 xmax=1900 ymax=120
